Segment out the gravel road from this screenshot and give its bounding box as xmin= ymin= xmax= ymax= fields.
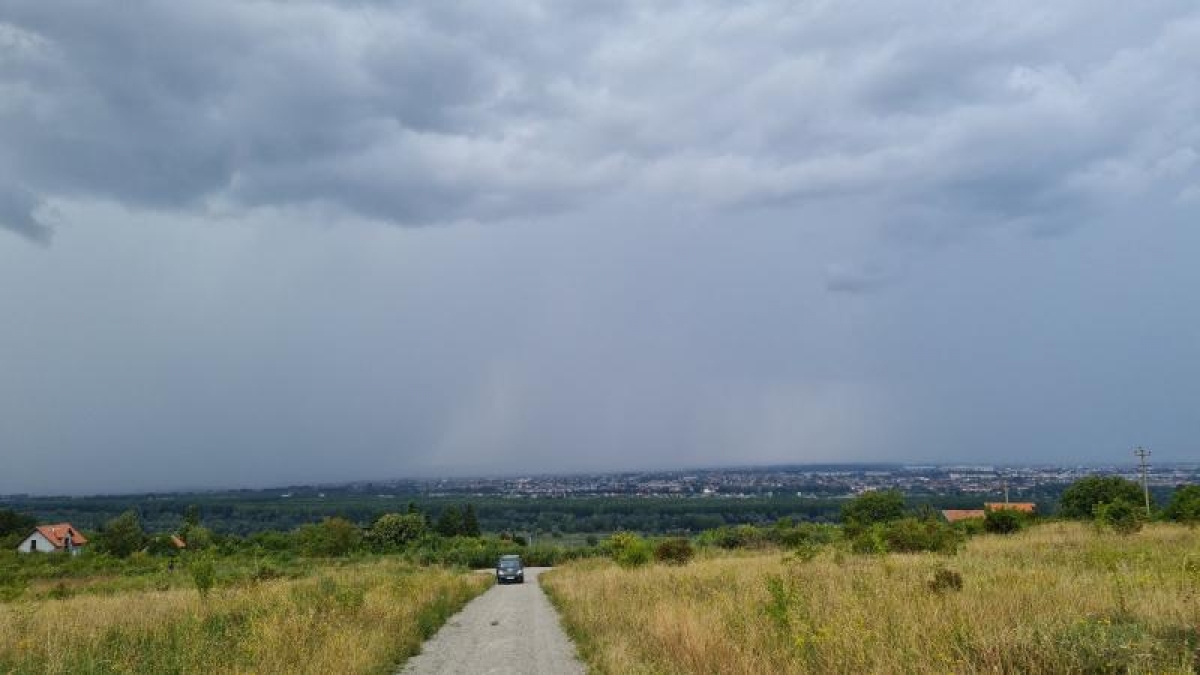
xmin=398 ymin=567 xmax=586 ymax=675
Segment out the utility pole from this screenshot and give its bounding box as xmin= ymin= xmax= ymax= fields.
xmin=1134 ymin=446 xmax=1152 ymax=517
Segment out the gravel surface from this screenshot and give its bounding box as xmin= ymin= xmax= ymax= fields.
xmin=398 ymin=567 xmax=586 ymax=675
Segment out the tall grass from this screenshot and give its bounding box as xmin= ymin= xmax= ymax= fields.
xmin=543 ymin=523 xmax=1200 ymax=674
xmin=0 ymin=560 xmax=490 ymax=674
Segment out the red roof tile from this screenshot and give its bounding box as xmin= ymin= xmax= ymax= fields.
xmin=941 ymin=509 xmax=986 ymax=522
xmin=34 ymin=523 xmax=88 ymax=549
xmin=985 ymin=502 xmax=1036 ymax=513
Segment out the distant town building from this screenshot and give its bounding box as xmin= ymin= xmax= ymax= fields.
xmin=16 ymin=523 xmax=88 ymax=555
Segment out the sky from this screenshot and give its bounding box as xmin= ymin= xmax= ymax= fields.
xmin=1 ymin=0 xmax=1198 ymax=495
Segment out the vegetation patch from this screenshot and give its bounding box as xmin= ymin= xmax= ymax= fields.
xmin=0 ymin=560 xmax=490 ymax=675
xmin=542 ymin=523 xmax=1200 ymax=674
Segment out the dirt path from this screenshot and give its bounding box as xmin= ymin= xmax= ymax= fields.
xmin=398 ymin=567 xmax=586 ymax=675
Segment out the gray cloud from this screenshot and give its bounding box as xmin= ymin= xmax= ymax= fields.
xmin=0 ymin=183 xmax=49 ymax=243
xmin=1 ymin=0 xmax=1197 ymax=239
xmin=1 ymin=2 xmax=1198 ymax=494
xmin=825 ymin=263 xmax=891 ymax=295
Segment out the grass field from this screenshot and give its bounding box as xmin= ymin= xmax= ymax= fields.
xmin=543 ymin=523 xmax=1200 ymax=674
xmin=0 ymin=559 xmax=490 ymax=674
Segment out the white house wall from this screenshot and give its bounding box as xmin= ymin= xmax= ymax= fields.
xmin=17 ymin=531 xmax=55 ymax=554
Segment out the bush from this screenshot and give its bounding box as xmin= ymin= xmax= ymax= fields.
xmin=1094 ymin=498 xmax=1145 ymax=535
xmin=295 ymin=517 xmax=362 ymax=557
xmin=1164 ymin=485 xmax=1200 ymax=525
xmin=984 ymin=508 xmax=1025 ymax=534
xmin=606 ymin=532 xmax=652 ymax=568
xmin=696 ymin=524 xmax=767 ymax=549
xmin=881 ymin=517 xmax=961 ymax=554
xmin=1060 ymin=476 xmax=1145 ymax=519
xmin=849 ymin=525 xmax=888 ymax=555
xmin=654 ymin=538 xmax=694 ymax=565
xmin=953 ymin=517 xmax=987 ymax=536
xmin=771 ymin=522 xmax=840 ymax=548
xmin=189 ymin=555 xmax=216 ymax=597
xmin=367 ymin=513 xmax=425 ymax=551
xmin=253 ymin=560 xmax=285 ymax=581
xmin=928 ymin=567 xmax=963 ymax=593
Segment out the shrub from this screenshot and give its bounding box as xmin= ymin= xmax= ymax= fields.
xmin=253 ymin=561 xmax=285 ymax=581
xmin=654 ymin=538 xmax=694 ymax=565
xmin=1060 ymin=476 xmax=1145 ymax=519
xmin=984 ymin=508 xmax=1025 ymax=534
xmin=772 ymin=522 xmax=840 ymax=548
xmin=928 ymin=567 xmax=963 ymax=593
xmin=954 ymin=517 xmax=987 ymax=536
xmin=1164 ymin=485 xmax=1200 ymax=525
xmin=181 ymin=525 xmax=214 ymax=550
xmin=47 ymin=581 xmax=75 ymax=600
xmin=849 ymin=525 xmax=888 ymax=555
xmin=606 ymin=532 xmax=652 ymax=568
xmin=697 ymin=524 xmax=767 ymax=549
xmin=295 ymin=517 xmax=362 ymax=557
xmin=189 ymin=555 xmax=216 ymax=597
xmin=882 ymin=517 xmax=961 ymax=554
xmin=1094 ymin=498 xmax=1145 ymax=535
xmin=0 ymin=576 xmax=26 ymax=602
xmin=367 ymin=513 xmax=425 ymax=551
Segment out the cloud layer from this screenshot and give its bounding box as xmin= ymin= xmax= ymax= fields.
xmin=3 ymin=0 xmax=1197 ymax=240
xmin=1 ymin=1 xmax=1198 ymax=493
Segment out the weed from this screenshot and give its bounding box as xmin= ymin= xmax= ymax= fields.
xmin=928 ymin=567 xmax=963 ymax=593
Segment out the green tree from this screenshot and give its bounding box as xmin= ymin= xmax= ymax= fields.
xmin=99 ymin=510 xmax=146 ymax=557
xmin=462 ymin=504 xmax=481 ymax=537
xmin=0 ymin=508 xmax=36 ymax=538
xmin=183 ymin=526 xmax=214 ymax=550
xmin=295 ymin=517 xmax=362 ymax=556
xmin=183 ymin=504 xmax=201 ymax=528
xmin=1059 ymin=476 xmax=1145 ymax=519
xmin=841 ymin=490 xmax=906 ymax=533
xmin=435 ymin=507 xmax=464 ymax=537
xmin=368 ymin=513 xmax=425 ymax=550
xmin=1164 ymin=485 xmax=1200 ymax=525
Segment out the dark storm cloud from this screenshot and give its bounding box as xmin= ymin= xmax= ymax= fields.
xmin=0 ymin=183 xmax=49 ymax=243
xmin=1 ymin=1 xmax=1199 ymax=494
xmin=1 ymin=0 xmax=1197 ymax=240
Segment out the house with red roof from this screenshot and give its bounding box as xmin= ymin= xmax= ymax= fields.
xmin=16 ymin=523 xmax=88 ymax=556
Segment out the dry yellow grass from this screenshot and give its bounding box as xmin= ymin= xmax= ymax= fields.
xmin=0 ymin=560 xmax=490 ymax=674
xmin=543 ymin=523 xmax=1200 ymax=674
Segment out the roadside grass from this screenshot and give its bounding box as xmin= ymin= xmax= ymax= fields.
xmin=0 ymin=559 xmax=491 ymax=674
xmin=542 ymin=522 xmax=1200 ymax=674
